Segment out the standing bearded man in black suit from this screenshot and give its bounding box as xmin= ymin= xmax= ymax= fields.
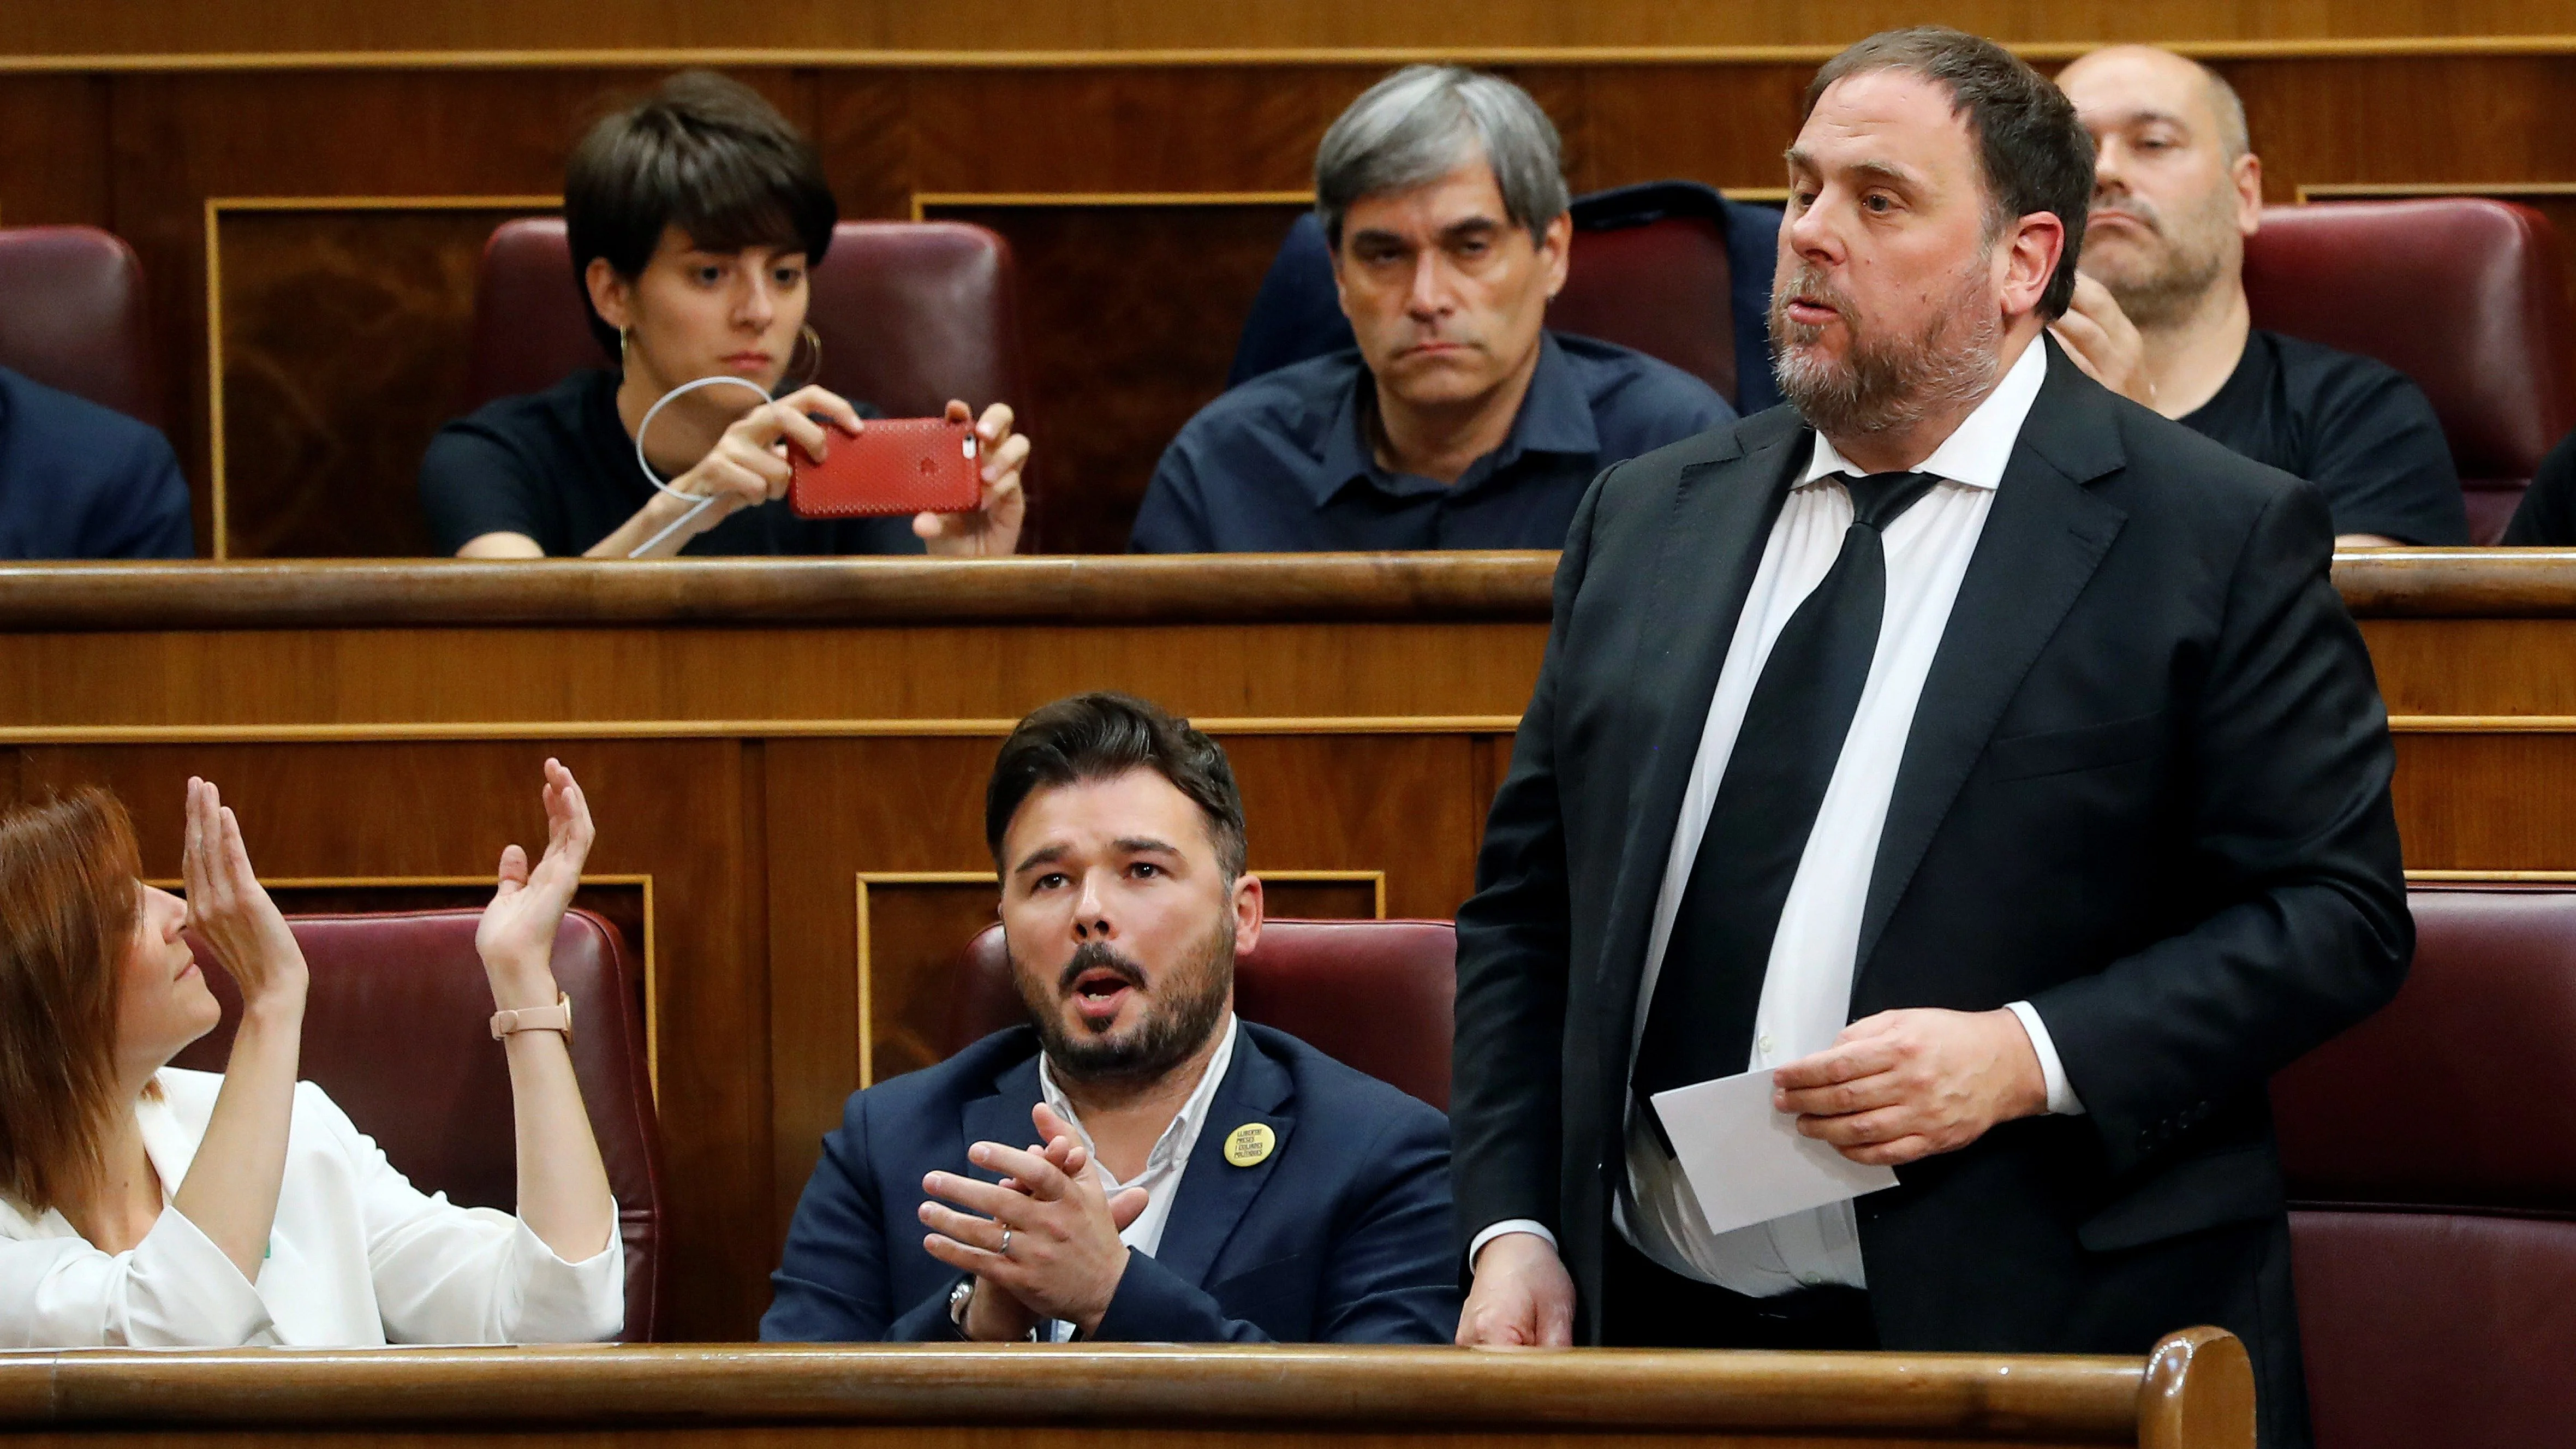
xmin=1448 ymin=27 xmax=2408 ymax=1449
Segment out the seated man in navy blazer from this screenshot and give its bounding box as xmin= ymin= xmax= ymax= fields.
xmin=761 ymin=692 xmax=1459 ymax=1343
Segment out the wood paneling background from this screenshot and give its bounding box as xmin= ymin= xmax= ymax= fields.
xmin=0 ymin=552 xmax=2567 ymax=1339
xmin=921 ymin=199 xmax=1310 ymax=554
xmin=8 ymin=1 xmax=2575 ymax=57
xmin=5 ymin=47 xmax=2575 ymax=554
xmin=0 ymin=557 xmax=1552 ymax=1339
xmin=214 ymin=203 xmax=557 ymax=558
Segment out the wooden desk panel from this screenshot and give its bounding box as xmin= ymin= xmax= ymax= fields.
xmin=0 ymin=551 xmax=2565 ymax=1338
xmin=0 ymin=1329 xmax=2253 ymax=1449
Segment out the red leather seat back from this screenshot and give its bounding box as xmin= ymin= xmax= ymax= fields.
xmin=0 ymin=225 xmax=162 ymax=428
xmin=2271 ymin=885 xmax=2576 ymax=1449
xmin=2242 ymin=200 xmax=2576 ymax=542
xmin=462 ymin=217 xmax=1027 ymax=422
xmin=944 ymin=919 xmax=1456 ymax=1108
xmin=171 ymin=908 xmax=665 ymax=1341
xmin=1553 ymin=215 xmax=1738 ymax=405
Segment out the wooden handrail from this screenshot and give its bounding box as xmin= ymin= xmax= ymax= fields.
xmin=0 ymin=549 xmax=2567 ymax=631
xmin=0 ymin=1333 xmax=2249 ymax=1446
xmin=0 ymin=554 xmax=1561 ymax=630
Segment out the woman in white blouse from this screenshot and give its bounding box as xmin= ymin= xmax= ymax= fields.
xmin=0 ymin=759 xmax=623 ymax=1347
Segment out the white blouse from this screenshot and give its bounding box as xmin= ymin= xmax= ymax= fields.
xmin=0 ymin=1068 xmax=623 ymax=1347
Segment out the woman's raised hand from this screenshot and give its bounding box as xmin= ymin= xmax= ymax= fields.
xmin=179 ymin=777 xmax=308 ymax=1014
xmin=475 ymin=758 xmax=596 ymax=1011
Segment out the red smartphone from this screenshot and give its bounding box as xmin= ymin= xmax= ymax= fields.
xmin=788 ymin=415 xmax=982 ymax=519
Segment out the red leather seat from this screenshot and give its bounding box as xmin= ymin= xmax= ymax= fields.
xmin=2242 ymin=199 xmax=2576 ymax=543
xmin=171 ymin=908 xmax=665 ymax=1341
xmin=943 ymin=919 xmax=1455 ymax=1108
xmin=1555 ymin=213 xmax=1740 ymax=408
xmin=2271 ymin=885 xmax=2576 ymax=1448
xmin=0 ymin=225 xmax=162 ymax=428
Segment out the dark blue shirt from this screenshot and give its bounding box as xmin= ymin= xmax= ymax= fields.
xmin=0 ymin=366 xmax=192 ymax=559
xmin=1130 ymin=331 xmax=1732 ymax=552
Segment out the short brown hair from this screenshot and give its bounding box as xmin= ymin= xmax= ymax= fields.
xmin=564 ymin=70 xmax=839 ymax=357
xmin=986 ymin=694 xmax=1248 ymax=879
xmin=0 ymin=790 xmax=144 ymax=1214
xmin=1805 ymin=27 xmax=2094 ymax=318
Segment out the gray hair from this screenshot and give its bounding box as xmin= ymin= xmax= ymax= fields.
xmin=1313 ymin=65 xmax=1571 ymax=249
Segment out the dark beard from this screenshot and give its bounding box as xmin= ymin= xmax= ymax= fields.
xmin=2088 ymin=191 xmax=2230 ymax=329
xmin=1009 ymin=923 xmax=1235 ymax=1088
xmin=1768 ymin=258 xmax=2003 ymax=438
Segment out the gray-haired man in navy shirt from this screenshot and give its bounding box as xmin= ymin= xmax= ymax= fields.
xmin=1130 ymin=67 xmax=1733 ymax=553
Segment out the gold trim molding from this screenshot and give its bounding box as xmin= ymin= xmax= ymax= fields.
xmin=2407 ymin=869 xmax=2576 ymax=881
xmin=2299 ymin=183 xmax=2576 ymax=202
xmin=2386 ymin=715 xmax=2576 ymax=732
xmin=0 ymin=715 xmax=1526 ymax=745
xmin=913 ymin=190 xmax=1313 ymax=220
xmin=853 ymin=868 xmax=1387 ymax=1087
xmin=14 ymin=37 xmax=2576 ymax=74
xmin=23 ymin=713 xmax=2566 ymax=744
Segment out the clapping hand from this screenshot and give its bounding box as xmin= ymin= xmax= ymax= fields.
xmin=475 ymin=758 xmax=595 ymax=1012
xmin=920 ymin=1102 xmax=1150 ymax=1339
xmin=180 ymin=777 xmax=307 ymax=1013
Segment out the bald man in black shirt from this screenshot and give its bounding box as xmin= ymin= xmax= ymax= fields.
xmin=2049 ymin=46 xmax=2467 ymax=548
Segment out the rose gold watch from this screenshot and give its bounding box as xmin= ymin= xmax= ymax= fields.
xmin=490 ymin=992 xmax=573 ymax=1045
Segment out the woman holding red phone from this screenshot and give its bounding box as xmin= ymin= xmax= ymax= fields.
xmin=420 ymin=71 xmax=1030 ymax=560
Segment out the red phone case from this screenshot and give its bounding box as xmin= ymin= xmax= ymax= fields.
xmin=788 ymin=416 xmax=982 ymax=518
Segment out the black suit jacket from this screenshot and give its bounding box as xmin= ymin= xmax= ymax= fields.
xmin=1453 ymin=341 xmax=2409 ymax=1445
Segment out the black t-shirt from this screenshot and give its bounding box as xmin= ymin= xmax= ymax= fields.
xmin=2178 ymin=329 xmax=2468 ymax=545
xmin=418 ymin=369 xmax=921 ymax=557
xmin=2502 ymin=428 xmax=2576 ymax=544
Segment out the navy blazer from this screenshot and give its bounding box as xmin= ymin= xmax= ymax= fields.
xmin=0 ymin=367 xmax=192 ymax=559
xmin=761 ymin=1021 xmax=1460 ymax=1344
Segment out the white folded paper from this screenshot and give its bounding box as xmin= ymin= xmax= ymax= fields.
xmin=1649 ymin=1068 xmax=1899 ymax=1236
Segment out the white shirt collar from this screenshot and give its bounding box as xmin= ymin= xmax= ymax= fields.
xmin=1036 ymin=1013 xmax=1238 ymax=1190
xmin=1800 ymin=332 xmax=2050 ymax=492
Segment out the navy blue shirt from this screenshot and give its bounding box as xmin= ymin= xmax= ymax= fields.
xmin=0 ymin=367 xmax=192 ymax=559
xmin=1130 ymin=331 xmax=1732 ymax=552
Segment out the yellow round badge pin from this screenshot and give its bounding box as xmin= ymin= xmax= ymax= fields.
xmin=1224 ymin=1123 xmax=1276 ymax=1167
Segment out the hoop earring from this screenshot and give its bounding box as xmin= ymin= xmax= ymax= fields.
xmin=783 ymin=325 xmax=824 ymax=391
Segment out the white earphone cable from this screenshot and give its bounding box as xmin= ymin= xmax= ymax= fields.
xmin=628 ymin=374 xmax=776 ymax=559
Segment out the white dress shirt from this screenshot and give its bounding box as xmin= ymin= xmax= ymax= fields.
xmin=1472 ymin=337 xmax=2084 ymax=1294
xmin=1034 ymin=1015 xmax=1237 ymax=1341
xmin=0 ymin=1068 xmax=624 ymax=1347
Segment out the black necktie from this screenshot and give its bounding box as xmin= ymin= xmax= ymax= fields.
xmin=1630 ymin=470 xmax=1942 ymax=1134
